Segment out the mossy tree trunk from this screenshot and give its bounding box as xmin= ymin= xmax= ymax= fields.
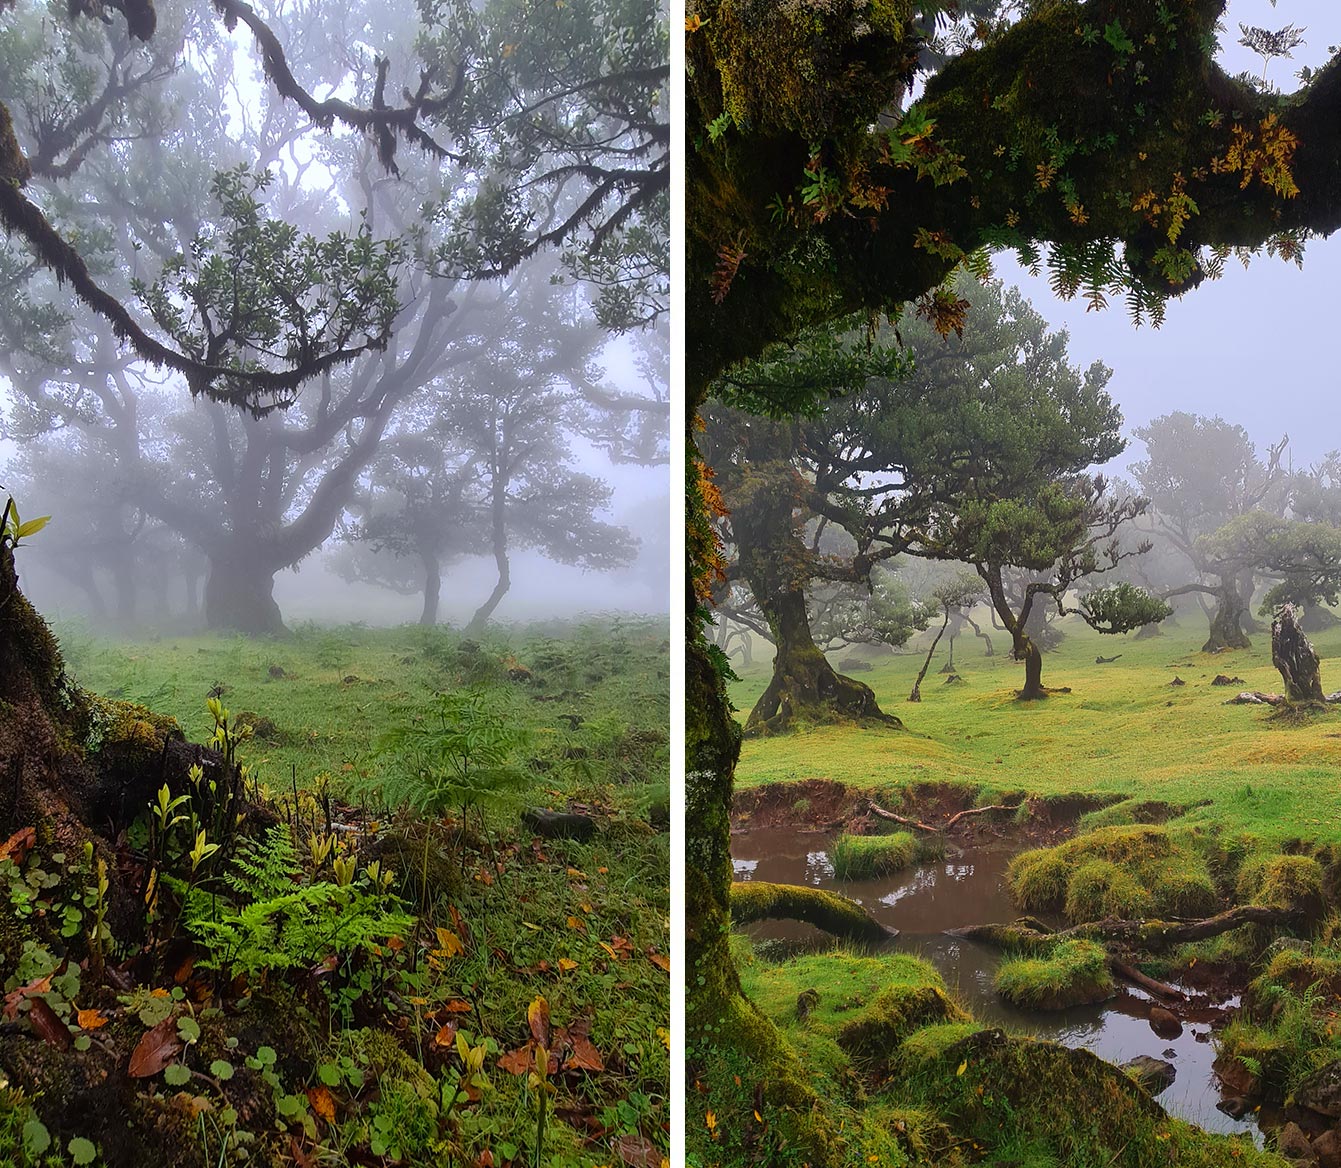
xmin=731 ymin=460 xmax=900 ymax=735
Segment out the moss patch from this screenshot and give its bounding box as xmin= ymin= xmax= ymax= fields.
xmin=1009 ymin=825 xmax=1220 ymax=923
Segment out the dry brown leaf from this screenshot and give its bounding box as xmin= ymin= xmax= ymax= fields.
xmin=566 ymin=1036 xmax=604 ymax=1073
xmin=0 ymin=826 xmax=36 ymax=865
xmin=646 ymin=952 xmax=670 ymax=973
xmin=128 ymin=1016 xmax=182 ymax=1077
xmin=27 ymin=998 xmax=72 ymax=1050
xmin=615 ymin=1133 xmax=661 ymax=1168
xmin=497 ymin=1045 xmax=534 ymax=1076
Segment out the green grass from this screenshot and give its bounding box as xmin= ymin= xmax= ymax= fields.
xmin=729 ymin=617 xmax=1341 ymax=844
xmin=994 ymin=939 xmax=1114 ymax=1009
xmin=830 ymin=831 xmax=919 ymax=878
xmin=9 ymin=618 xmax=669 ymax=1168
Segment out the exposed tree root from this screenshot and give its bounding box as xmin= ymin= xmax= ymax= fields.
xmin=867 ymin=799 xmax=1022 ymax=834
xmin=731 ymin=880 xmax=897 ymax=944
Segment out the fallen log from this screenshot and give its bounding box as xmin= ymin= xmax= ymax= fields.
xmin=1111 ymin=959 xmax=1184 ymax=1000
xmin=731 ymin=880 xmax=897 ymax=944
xmin=948 ymin=904 xmax=1301 ymax=953
xmin=867 ymin=801 xmax=938 ymax=833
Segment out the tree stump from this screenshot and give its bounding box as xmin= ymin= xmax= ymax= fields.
xmin=1272 ymin=603 xmax=1326 ymax=704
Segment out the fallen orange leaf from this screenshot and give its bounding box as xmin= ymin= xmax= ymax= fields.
xmin=77 ymin=1007 xmax=109 ymax=1030
xmin=307 ymin=1085 xmax=336 ymax=1124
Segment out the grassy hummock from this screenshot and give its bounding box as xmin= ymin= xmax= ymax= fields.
xmin=831 ymin=830 xmax=922 ymax=879
xmin=1008 ymin=824 xmax=1220 ymax=923
xmin=994 ymin=939 xmax=1115 ymax=1010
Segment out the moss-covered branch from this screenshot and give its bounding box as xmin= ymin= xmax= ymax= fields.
xmin=730 ymin=880 xmax=896 ymax=944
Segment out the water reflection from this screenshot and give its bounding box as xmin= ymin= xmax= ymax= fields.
xmin=732 ymin=826 xmax=1258 ymax=1140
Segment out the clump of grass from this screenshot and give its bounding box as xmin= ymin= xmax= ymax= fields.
xmin=1064 ymin=859 xmax=1154 ymax=922
xmin=1007 ymin=825 xmax=1220 ymax=924
xmin=831 ymin=831 xmax=918 ymax=879
xmin=994 ymin=940 xmax=1114 ymax=1010
xmin=1237 ymin=853 xmax=1326 ymax=920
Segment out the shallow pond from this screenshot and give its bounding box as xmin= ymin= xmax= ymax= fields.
xmin=732 ymin=827 xmax=1265 ymax=1140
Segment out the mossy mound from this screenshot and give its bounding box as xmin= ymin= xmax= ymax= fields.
xmin=1009 ymin=825 xmax=1219 ymax=923
xmin=994 ymin=939 xmax=1115 ymax=1010
xmin=1245 ymin=946 xmax=1341 ymax=1020
xmin=831 ymin=831 xmax=917 ymax=879
xmin=904 ymin=1027 xmax=1285 ymax=1167
xmin=836 ymin=983 xmax=968 ymax=1074
xmin=1236 ymin=854 xmax=1326 ymax=924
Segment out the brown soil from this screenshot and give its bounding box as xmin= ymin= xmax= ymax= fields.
xmin=732 ymin=778 xmax=1117 ymax=848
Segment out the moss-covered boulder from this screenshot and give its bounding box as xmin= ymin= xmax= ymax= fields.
xmin=836 ymin=983 xmax=968 ymax=1074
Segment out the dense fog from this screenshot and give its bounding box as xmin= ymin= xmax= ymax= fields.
xmin=0 ymin=0 xmax=669 ymax=635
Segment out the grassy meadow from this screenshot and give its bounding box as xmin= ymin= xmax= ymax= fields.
xmin=4 ymin=618 xmax=669 ymax=1168
xmin=728 ymin=614 xmax=1341 ymax=844
xmin=691 ymin=612 xmax=1341 ymax=1168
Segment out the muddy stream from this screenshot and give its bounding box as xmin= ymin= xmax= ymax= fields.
xmin=732 ymin=827 xmax=1268 ymax=1141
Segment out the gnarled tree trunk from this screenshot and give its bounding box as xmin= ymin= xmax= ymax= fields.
xmin=1204 ymin=581 xmax=1251 ymax=651
xmin=204 ymin=555 xmax=286 ymax=636
xmin=746 ymin=586 xmax=899 ymax=733
xmin=1272 ymin=603 xmax=1325 ymax=704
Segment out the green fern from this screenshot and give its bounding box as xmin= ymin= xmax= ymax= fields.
xmin=191 ymin=882 xmax=412 ymax=982
xmin=360 ymin=687 xmax=530 ymax=816
xmin=223 ymin=825 xmax=301 ymax=901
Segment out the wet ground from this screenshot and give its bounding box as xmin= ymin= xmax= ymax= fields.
xmin=732 ymin=827 xmax=1265 ymax=1140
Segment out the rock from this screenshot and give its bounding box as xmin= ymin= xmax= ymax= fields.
xmin=1279 ymin=1121 xmax=1318 ymax=1165
xmin=1163 ymin=1048 xmax=1177 ymax=1058
xmin=1121 ymin=1055 xmax=1176 ymax=1096
xmin=1313 ymin=1129 xmax=1341 ymax=1168
xmin=1217 ymin=1096 xmax=1254 ymax=1119
xmin=1214 ymin=1052 xmax=1260 ymax=1096
xmin=796 ymin=988 xmax=820 ymax=1022
xmin=1212 ymin=674 xmax=1245 ymax=686
xmin=1297 ymin=1061 xmax=1341 ymax=1119
xmin=1169 ymin=676 xmax=1186 ymax=687
xmin=267 ymin=664 xmax=286 ymax=678
xmin=839 ymin=658 xmax=873 ymax=673
xmin=1149 ymin=1006 xmax=1183 ymax=1039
